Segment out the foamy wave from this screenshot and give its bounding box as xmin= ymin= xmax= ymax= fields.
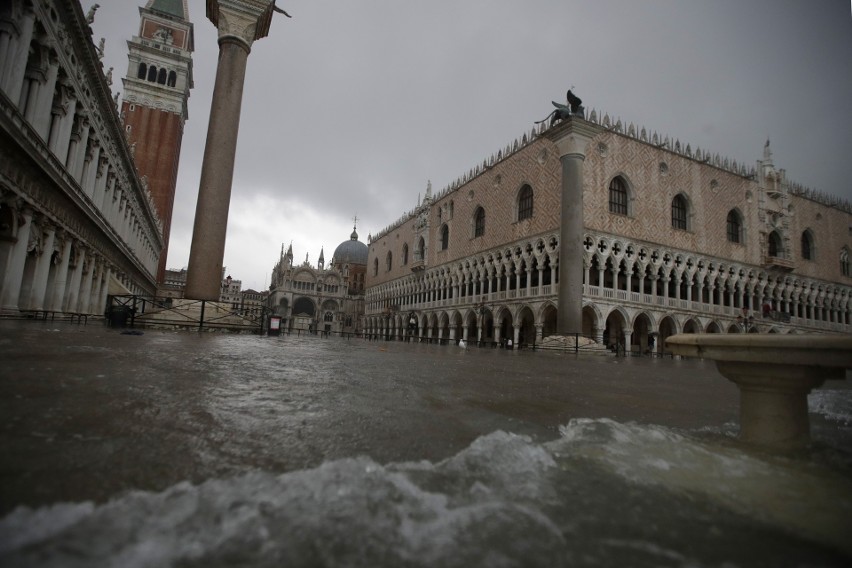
xmin=3 ymin=425 xmax=850 ymax=567
xmin=0 ymin=432 xmax=565 ymax=568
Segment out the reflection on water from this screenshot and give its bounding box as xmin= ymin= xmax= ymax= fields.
xmin=0 ymin=323 xmax=850 ymax=566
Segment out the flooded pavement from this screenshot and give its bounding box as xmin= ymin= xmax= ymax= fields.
xmin=1 ymin=320 xmax=851 ymax=567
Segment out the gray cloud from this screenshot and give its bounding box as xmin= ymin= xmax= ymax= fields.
xmin=93 ymin=0 xmax=852 ymax=290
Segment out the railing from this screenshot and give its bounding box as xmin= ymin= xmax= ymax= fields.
xmin=107 ymin=295 xmax=269 ymax=333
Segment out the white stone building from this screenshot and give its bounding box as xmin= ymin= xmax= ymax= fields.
xmin=1 ymin=0 xmax=164 ymax=317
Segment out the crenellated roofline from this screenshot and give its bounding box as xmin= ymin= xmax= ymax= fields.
xmin=370 ymin=106 xmax=850 ymax=242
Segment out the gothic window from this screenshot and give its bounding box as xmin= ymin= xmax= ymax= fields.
xmin=474 ymin=207 xmax=485 ymax=237
xmin=373 ymin=258 xmax=378 ymax=276
xmin=518 ymin=185 xmax=533 ymax=221
xmin=440 ymin=224 xmax=449 ymax=250
xmin=841 ymin=247 xmax=850 ymax=277
xmin=801 ymin=230 xmax=814 ymax=260
xmin=402 ymin=243 xmax=408 ymax=265
xmin=147 ymin=65 xmax=157 ymax=82
xmin=608 ymin=176 xmax=628 ymax=215
xmin=726 ymin=209 xmax=742 ymax=243
xmin=137 ymin=63 xmax=147 ymax=79
xmin=416 ymin=237 xmax=425 ymax=260
xmin=157 ymin=68 xmax=167 ymax=84
xmin=386 ymin=251 xmax=393 ymax=272
xmin=671 ymin=194 xmax=688 ymax=230
xmin=167 ymin=71 xmax=176 ymax=87
xmin=768 ymin=230 xmax=782 ymax=257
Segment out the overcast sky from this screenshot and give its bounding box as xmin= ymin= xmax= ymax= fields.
xmin=92 ymin=1 xmax=852 ymax=291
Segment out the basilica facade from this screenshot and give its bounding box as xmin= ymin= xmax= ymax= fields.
xmin=363 ymin=109 xmax=851 ymax=352
xmin=267 ymin=227 xmax=368 ymax=335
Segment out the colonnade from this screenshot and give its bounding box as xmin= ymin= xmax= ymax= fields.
xmin=365 ymin=232 xmax=852 ymax=343
xmin=0 ymin=201 xmax=135 ymax=315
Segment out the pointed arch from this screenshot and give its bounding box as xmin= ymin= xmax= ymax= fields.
xmin=608 ymin=175 xmax=631 ymax=216
xmin=671 ymin=193 xmax=690 ymax=230
xmin=801 ymin=229 xmax=815 ymax=261
xmin=726 ymin=208 xmax=744 ymax=243
xmin=517 ymin=184 xmax=534 ymax=221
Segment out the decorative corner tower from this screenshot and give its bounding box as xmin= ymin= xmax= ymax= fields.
xmin=121 ymin=0 xmax=195 ymax=284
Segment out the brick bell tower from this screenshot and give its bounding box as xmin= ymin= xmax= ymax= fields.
xmin=121 ymin=0 xmax=194 ymax=284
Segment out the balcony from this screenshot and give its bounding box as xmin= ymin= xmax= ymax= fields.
xmin=762 ymin=255 xmax=795 ymax=271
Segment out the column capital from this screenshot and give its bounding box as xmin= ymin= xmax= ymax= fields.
xmin=206 ymin=0 xmax=276 ymax=51
xmin=544 ymin=117 xmax=601 ymax=158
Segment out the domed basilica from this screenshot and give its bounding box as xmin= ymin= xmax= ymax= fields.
xmin=267 ymin=226 xmax=367 ymax=334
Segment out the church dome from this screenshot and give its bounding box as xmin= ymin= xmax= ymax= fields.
xmin=332 ymin=227 xmax=368 ymax=266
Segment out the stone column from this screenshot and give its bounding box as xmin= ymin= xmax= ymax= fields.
xmin=79 ymin=256 xmax=96 ymax=314
xmin=65 ymin=247 xmax=86 ymax=313
xmin=623 ymin=330 xmax=633 ymax=353
xmin=545 ymin=118 xmax=599 ymax=334
xmin=33 ymin=57 xmax=60 ymax=141
xmin=50 ymin=237 xmax=72 ymax=312
xmin=28 ymin=223 xmax=56 ymax=311
xmin=98 ymin=266 xmax=112 ymax=314
xmin=1 ymin=8 xmax=35 ymax=100
xmin=185 ymin=0 xmax=276 ymax=301
xmin=0 ymin=206 xmax=33 ymax=313
xmin=90 ymin=260 xmax=105 ymax=315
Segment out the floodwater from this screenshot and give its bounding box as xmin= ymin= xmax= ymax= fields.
xmin=0 ymin=321 xmax=850 ymax=567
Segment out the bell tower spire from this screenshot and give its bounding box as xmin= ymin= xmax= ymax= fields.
xmin=121 ymin=0 xmax=195 ymax=284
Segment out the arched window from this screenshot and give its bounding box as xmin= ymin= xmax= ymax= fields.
xmin=801 ymin=230 xmax=814 ymax=260
xmin=137 ymin=63 xmax=147 ymax=79
xmin=416 ymin=236 xmax=425 ymax=261
xmin=474 ymin=207 xmax=485 ymax=237
xmin=841 ymin=247 xmax=850 ymax=277
xmin=671 ymin=194 xmax=688 ymax=230
xmin=324 ymin=311 xmax=334 ymax=322
xmin=147 ymin=65 xmax=157 ymax=82
xmin=402 ymin=243 xmax=408 ymax=265
xmin=167 ymin=70 xmax=177 ymax=87
xmin=440 ymin=224 xmax=449 ymax=250
xmin=157 ymin=68 xmax=167 ymax=84
xmin=768 ymin=230 xmax=782 ymax=257
xmin=373 ymin=258 xmax=378 ymax=276
xmin=608 ymin=176 xmax=628 ymax=215
xmin=518 ymin=185 xmax=533 ymax=221
xmin=386 ymin=251 xmax=393 ymax=272
xmin=726 ymin=209 xmax=742 ymax=243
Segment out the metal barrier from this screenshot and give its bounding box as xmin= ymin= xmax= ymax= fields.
xmin=107 ymin=295 xmax=268 ymax=333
